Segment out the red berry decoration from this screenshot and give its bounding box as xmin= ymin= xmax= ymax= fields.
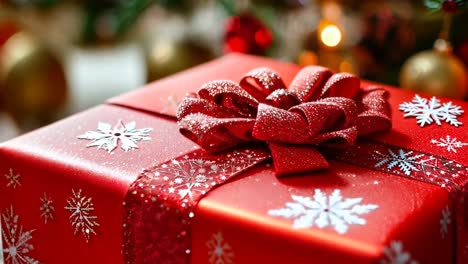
xmin=224 ymin=14 xmax=273 ymax=55
xmin=442 ymin=0 xmax=458 ymax=13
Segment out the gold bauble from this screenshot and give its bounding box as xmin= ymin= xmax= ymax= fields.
xmin=399 ymin=44 xmax=467 ymax=99
xmin=145 ymin=37 xmax=214 ymax=81
xmin=0 ymin=32 xmax=67 ymax=130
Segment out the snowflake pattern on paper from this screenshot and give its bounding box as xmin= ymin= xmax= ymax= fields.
xmin=64 ymin=189 xmax=99 ymax=242
xmin=268 ymin=189 xmax=378 ymax=234
xmin=40 ymin=193 xmax=55 ymax=224
xmin=156 ymin=159 xmax=218 ymax=200
xmin=431 ymin=135 xmax=468 ymax=153
xmin=4 ymin=168 xmax=21 ymax=189
xmin=399 ymin=95 xmax=463 ymax=127
xmin=78 ymin=120 xmax=152 ymax=153
xmin=440 ymin=206 xmax=451 ymax=239
xmin=152 ymin=150 xmax=263 ymax=201
xmin=373 ymin=149 xmax=433 ymax=176
xmin=369 ymin=145 xmax=468 ymax=190
xmin=380 ymin=241 xmax=418 ymax=264
xmin=1 ymin=206 xmax=39 ymax=264
xmin=206 ymin=232 xmax=234 ymax=264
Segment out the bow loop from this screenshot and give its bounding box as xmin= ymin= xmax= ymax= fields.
xmin=239 ymin=68 xmax=287 ymax=102
xmin=289 ymin=66 xmax=333 ymax=102
xmin=321 ymin=73 xmax=360 ymax=99
xmin=290 ymin=97 xmax=358 ymax=146
xmin=253 ymin=104 xmax=309 ymax=144
xmin=178 ymin=113 xmax=256 ymax=152
xmin=177 ymin=66 xmax=391 ymax=176
xmin=264 ymin=89 xmax=301 ymax=110
xmin=356 ymin=87 xmax=392 ymax=135
xmin=198 ymin=80 xmax=259 ymax=118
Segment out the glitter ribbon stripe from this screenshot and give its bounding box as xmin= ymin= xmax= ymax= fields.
xmin=123 ymin=147 xmax=269 ymax=263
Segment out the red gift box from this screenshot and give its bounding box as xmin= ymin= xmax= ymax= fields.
xmin=0 ymin=54 xmax=467 ymax=264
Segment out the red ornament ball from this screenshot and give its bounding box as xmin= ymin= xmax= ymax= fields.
xmin=224 ymin=14 xmax=273 ymax=55
xmin=455 ymin=40 xmax=468 ymax=67
xmin=442 ymin=0 xmax=458 ymax=13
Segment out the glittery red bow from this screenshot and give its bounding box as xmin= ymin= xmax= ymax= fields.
xmin=177 ymin=67 xmax=391 ymax=176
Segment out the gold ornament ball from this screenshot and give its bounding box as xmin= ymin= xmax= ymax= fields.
xmin=0 ymin=32 xmax=67 ymax=129
xmin=399 ymin=49 xmax=467 ymax=99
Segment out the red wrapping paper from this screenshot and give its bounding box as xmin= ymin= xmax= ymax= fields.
xmin=0 ymin=54 xmax=467 ymax=263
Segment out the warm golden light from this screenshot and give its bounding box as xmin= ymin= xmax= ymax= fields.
xmin=298 ymin=51 xmax=318 ymax=66
xmin=339 ymin=60 xmax=355 ymax=74
xmin=320 ymin=25 xmax=342 ymax=48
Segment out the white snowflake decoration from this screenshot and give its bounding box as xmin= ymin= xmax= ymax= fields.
xmin=78 ymin=121 xmax=152 ymax=153
xmin=5 ymin=168 xmax=21 ymax=189
xmin=373 ymin=149 xmax=433 ymax=176
xmin=40 ymin=193 xmax=55 ymax=224
xmin=399 ymin=95 xmax=463 ymax=127
xmin=64 ymin=189 xmax=99 ymax=242
xmin=440 ymin=206 xmax=451 ymax=239
xmin=431 ymin=135 xmax=468 ymax=153
xmin=1 ymin=206 xmax=39 ymax=264
xmin=380 ymin=241 xmax=418 ymax=264
xmin=206 ymin=232 xmax=234 ymax=264
xmin=268 ymin=189 xmax=378 ymax=234
xmin=156 ymin=158 xmax=220 ymax=200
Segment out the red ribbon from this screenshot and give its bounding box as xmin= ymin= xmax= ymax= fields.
xmin=177 ymin=67 xmax=391 ymax=176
